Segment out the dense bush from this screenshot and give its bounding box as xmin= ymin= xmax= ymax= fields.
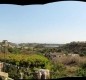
xmin=0 ymin=53 xmax=51 ymax=79
xmin=60 ymin=42 xmax=86 ymax=55
xmin=50 ymin=62 xmax=67 ymax=79
xmin=76 ymin=68 xmax=86 ymax=77
xmin=0 ymin=53 xmax=50 ymax=69
xmin=8 ymin=47 xmax=21 ymax=54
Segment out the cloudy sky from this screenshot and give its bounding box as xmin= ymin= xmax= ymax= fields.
xmin=0 ymin=1 xmax=86 ymax=44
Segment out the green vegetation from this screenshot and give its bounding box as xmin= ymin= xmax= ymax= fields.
xmin=0 ymin=53 xmax=51 ymax=79
xmin=51 ymin=62 xmax=67 ymax=78
xmin=60 ymin=42 xmax=86 ymax=55
xmin=8 ymin=47 xmax=21 ymax=54
xmin=76 ymin=63 xmax=86 ymax=77
xmin=0 ymin=53 xmax=50 ymax=68
xmin=1 ymin=41 xmax=86 ymax=79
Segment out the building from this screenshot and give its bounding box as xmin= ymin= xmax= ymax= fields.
xmin=49 ymin=52 xmax=66 ymax=59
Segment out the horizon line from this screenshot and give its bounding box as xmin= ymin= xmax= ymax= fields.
xmin=0 ymin=40 xmax=86 ymax=44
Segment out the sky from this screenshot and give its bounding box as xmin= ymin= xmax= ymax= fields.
xmin=0 ymin=1 xmax=86 ymax=44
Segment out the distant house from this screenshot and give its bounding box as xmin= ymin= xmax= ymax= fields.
xmin=8 ymin=44 xmax=15 ymax=48
xmin=67 ymin=53 xmax=79 ymax=57
xmin=16 ymin=45 xmax=21 ymax=49
xmin=49 ymin=52 xmax=66 ymax=59
xmin=23 ymin=47 xmax=28 ymax=49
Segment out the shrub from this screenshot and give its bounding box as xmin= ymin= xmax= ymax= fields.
xmin=79 ymin=53 xmax=85 ymax=57
xmin=76 ymin=68 xmax=86 ymax=77
xmin=51 ymin=62 xmax=66 ymax=79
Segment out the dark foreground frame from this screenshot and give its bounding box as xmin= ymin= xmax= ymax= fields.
xmin=14 ymin=77 xmax=86 ymax=80
xmin=0 ymin=0 xmax=86 ymax=5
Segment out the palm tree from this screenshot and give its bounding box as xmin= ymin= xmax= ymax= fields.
xmin=2 ymin=40 xmax=8 ymax=54
xmin=1 ymin=40 xmax=8 ymax=72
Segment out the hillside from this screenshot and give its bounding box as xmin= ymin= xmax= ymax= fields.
xmin=59 ymin=41 xmax=86 ymax=56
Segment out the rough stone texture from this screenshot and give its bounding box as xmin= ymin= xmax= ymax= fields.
xmin=0 ymin=72 xmax=8 ymax=77
xmin=34 ymin=69 xmax=50 ymax=79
